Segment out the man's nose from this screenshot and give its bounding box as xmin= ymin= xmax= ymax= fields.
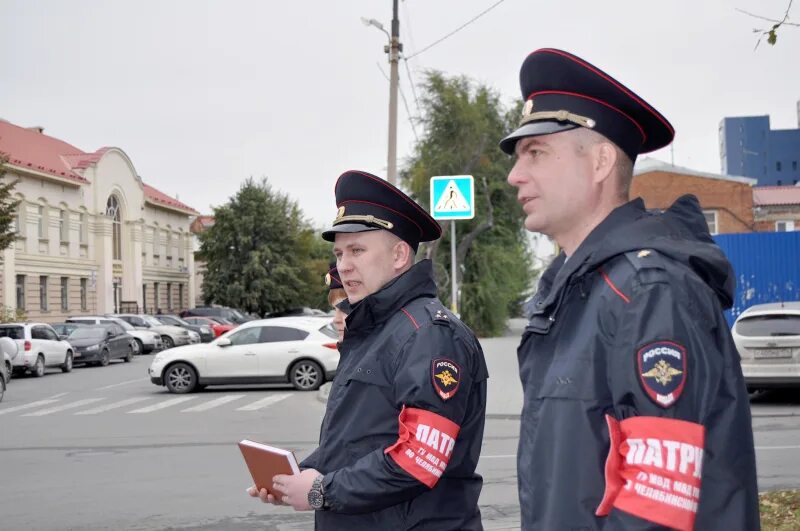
xmin=507 ymin=159 xmax=526 ymax=187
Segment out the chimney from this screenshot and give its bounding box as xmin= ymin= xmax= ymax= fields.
xmin=27 ymin=126 xmax=45 ymax=134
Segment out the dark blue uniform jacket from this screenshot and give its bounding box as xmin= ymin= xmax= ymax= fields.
xmin=517 ymin=195 xmax=760 ymax=530
xmin=302 ymin=259 xmax=489 ymax=530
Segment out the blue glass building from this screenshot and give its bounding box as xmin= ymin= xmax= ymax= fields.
xmin=719 ymin=107 xmax=800 ymax=186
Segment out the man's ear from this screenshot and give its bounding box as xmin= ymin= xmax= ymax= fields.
xmin=392 ymin=240 xmax=412 ymax=269
xmin=592 ymin=141 xmax=618 ymax=185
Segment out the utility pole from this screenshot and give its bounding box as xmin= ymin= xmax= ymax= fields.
xmin=386 ymin=0 xmax=401 ymax=184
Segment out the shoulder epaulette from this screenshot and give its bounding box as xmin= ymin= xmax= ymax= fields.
xmin=623 ymin=249 xmax=669 ymax=285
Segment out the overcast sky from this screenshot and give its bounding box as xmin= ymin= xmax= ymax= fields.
xmin=2 ymin=0 xmax=799 ymax=227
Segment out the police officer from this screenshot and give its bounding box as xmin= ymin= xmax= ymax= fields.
xmin=255 ymin=170 xmax=489 ymax=530
xmin=500 ymin=49 xmax=760 ymax=530
xmin=324 ymin=262 xmax=347 ymax=342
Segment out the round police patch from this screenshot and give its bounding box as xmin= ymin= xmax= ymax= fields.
xmin=431 ymin=358 xmax=460 ymax=401
xmin=636 ymin=341 xmax=687 ymax=408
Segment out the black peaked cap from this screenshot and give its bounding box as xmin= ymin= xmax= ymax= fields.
xmin=499 ymin=48 xmax=675 ymax=161
xmin=321 ymin=170 xmax=441 ymax=251
xmin=325 ymin=261 xmax=343 ymax=291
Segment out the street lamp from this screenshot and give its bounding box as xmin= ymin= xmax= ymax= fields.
xmin=361 ymin=1 xmax=402 ymax=185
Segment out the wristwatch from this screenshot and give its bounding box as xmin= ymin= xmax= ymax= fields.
xmin=307 ymin=474 xmax=326 ymax=510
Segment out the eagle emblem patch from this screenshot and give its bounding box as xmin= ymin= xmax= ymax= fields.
xmin=432 ymin=358 xmax=460 ymax=401
xmin=637 ymin=341 xmax=687 ymax=408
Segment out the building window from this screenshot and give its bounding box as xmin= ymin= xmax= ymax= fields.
xmin=702 ymin=210 xmax=718 ymax=235
xmin=166 ymin=232 xmax=173 ymax=266
xmin=179 ymin=284 xmax=184 ymax=310
xmin=13 ymin=203 xmax=21 ymax=235
xmin=777 ymin=161 xmax=782 ymax=172
xmin=37 ymin=205 xmax=46 ymax=239
xmin=16 ymin=275 xmax=25 ymax=310
xmin=59 ymin=209 xmax=69 ymax=243
xmin=40 ymin=276 xmax=48 ymax=311
xmin=61 ymin=277 xmax=69 ymax=311
xmin=154 ymin=282 xmax=160 ymax=311
xmin=80 ymin=278 xmax=87 ymax=310
xmin=776 ymin=220 xmax=796 ymax=232
xmin=106 ymin=195 xmax=122 ymax=260
xmin=152 ymin=228 xmax=159 ymax=263
xmin=79 ymin=212 xmax=87 ymax=244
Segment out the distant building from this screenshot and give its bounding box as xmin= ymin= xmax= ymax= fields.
xmin=719 ymin=107 xmax=800 ymax=186
xmin=0 ymin=118 xmax=199 ymax=321
xmin=753 ymin=186 xmax=800 ymax=232
xmin=632 ymin=159 xmax=757 ymax=234
xmin=189 ymin=215 xmax=214 ymax=306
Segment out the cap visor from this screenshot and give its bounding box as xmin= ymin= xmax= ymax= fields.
xmin=321 ymin=223 xmax=382 ymax=242
xmin=499 ymin=121 xmax=579 ymax=154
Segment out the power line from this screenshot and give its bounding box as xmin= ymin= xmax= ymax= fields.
xmin=406 ymin=0 xmax=508 ymax=59
xmin=402 ymin=56 xmax=421 ymax=114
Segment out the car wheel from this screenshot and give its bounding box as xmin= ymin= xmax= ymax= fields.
xmin=162 ymin=335 xmax=175 ymax=350
xmin=290 ymin=360 xmax=323 ymax=391
xmin=0 ymin=376 xmax=5 ymax=402
xmin=4 ymin=361 xmax=10 ymax=383
xmin=61 ymin=352 xmax=73 ymax=373
xmin=32 ymin=355 xmax=45 ymax=377
xmin=133 ymin=339 xmax=143 ymax=355
xmin=124 ymin=345 xmax=134 ymax=363
xmin=99 ymin=349 xmax=110 ymax=367
xmin=164 ymin=362 xmax=197 ymax=394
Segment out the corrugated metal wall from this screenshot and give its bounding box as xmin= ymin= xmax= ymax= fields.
xmin=714 ymin=231 xmax=800 ymax=326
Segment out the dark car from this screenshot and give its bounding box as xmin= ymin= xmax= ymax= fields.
xmin=180 ymin=306 xmax=253 ymax=324
xmin=69 ymin=324 xmax=136 ymax=367
xmin=52 ymin=322 xmax=85 ymax=341
xmin=156 ymin=315 xmax=214 ymax=343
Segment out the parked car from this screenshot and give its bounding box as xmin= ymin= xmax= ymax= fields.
xmin=182 ymin=316 xmax=235 ymax=338
xmin=732 ymin=301 xmax=800 ymax=391
xmin=180 ymin=306 xmax=254 ymax=325
xmin=67 ymin=316 xmax=163 ymax=354
xmin=0 ymin=356 xmax=6 ymax=402
xmin=52 ymin=322 xmax=85 ymax=341
xmin=1 ymin=337 xmax=15 ymax=383
xmin=69 ymin=324 xmax=136 ymax=366
xmin=266 ymin=307 xmax=328 ymax=318
xmin=0 ymin=322 xmax=74 ymax=377
xmin=155 ymin=314 xmax=214 ymax=343
xmin=148 ymin=317 xmax=340 ymax=394
xmin=113 ymin=314 xmax=193 ymax=349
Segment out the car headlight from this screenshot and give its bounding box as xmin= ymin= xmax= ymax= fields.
xmin=86 ymin=345 xmax=99 ymax=352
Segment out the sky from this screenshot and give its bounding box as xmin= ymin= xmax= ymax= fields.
xmin=2 ymin=0 xmax=799 ymax=228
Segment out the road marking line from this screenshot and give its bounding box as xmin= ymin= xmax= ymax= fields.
xmin=235 ymin=393 xmax=291 ymax=411
xmin=22 ymin=398 xmax=104 ymax=417
xmin=74 ymin=397 xmax=151 ymax=415
xmin=182 ymin=394 xmax=247 ymax=412
xmin=0 ymin=399 xmax=60 ymax=416
xmin=95 ymin=379 xmax=143 ymax=391
xmin=128 ymin=396 xmax=196 ymax=413
xmin=47 ymin=393 xmax=68 ymax=399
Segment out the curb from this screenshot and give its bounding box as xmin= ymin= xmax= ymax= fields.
xmin=317 ymin=382 xmax=332 ymax=404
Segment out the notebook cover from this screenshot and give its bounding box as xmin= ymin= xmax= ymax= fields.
xmin=238 ymin=440 xmax=299 ymax=496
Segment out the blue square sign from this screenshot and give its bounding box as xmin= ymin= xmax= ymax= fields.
xmin=429 ymin=175 xmax=475 ymax=220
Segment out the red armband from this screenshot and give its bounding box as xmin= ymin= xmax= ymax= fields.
xmin=384 ymin=406 xmax=461 ymax=488
xmin=596 ymin=415 xmax=705 ymax=531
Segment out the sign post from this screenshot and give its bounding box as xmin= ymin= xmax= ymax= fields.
xmin=429 ymin=175 xmax=475 ymax=315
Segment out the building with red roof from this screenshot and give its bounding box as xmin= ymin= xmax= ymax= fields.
xmin=753 ymin=185 xmax=800 ymax=232
xmin=0 ymin=118 xmax=199 ymax=319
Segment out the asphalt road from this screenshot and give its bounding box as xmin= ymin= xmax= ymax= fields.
xmin=1 ymin=329 xmax=798 ymax=531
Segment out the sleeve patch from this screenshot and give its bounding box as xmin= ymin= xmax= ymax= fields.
xmin=637 ymin=341 xmax=687 ymax=408
xmin=431 ymin=358 xmax=461 ymax=400
xmin=597 ymin=415 xmax=705 ymax=531
xmin=384 ymin=406 xmax=461 ymax=488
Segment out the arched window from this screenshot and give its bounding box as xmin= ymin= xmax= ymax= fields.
xmin=106 ymin=195 xmax=122 ymax=260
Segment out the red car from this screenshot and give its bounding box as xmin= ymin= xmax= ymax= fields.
xmin=183 ymin=316 xmax=236 ymax=338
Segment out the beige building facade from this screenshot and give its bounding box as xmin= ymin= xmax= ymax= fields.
xmin=0 ymin=119 xmax=199 ymax=322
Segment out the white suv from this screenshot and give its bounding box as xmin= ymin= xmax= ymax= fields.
xmin=0 ymin=322 xmax=74 ymax=377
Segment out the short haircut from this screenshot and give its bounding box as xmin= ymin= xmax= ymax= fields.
xmin=572 ymin=127 xmax=634 ymax=198
xmin=328 ymin=288 xmax=347 ymax=308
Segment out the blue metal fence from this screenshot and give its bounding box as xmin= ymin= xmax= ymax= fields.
xmin=714 ymin=231 xmax=800 ymax=326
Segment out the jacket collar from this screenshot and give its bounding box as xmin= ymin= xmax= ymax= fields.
xmin=341 ymin=259 xmax=437 ymax=333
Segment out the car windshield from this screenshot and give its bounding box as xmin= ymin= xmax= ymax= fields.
xmin=0 ymin=326 xmax=24 ymax=339
xmin=70 ymin=327 xmax=106 ymax=340
xmin=319 ymin=322 xmax=338 ymax=340
xmin=736 ymin=314 xmax=800 ymax=337
xmin=165 ymin=316 xmax=190 ymax=326
xmin=111 ymin=319 xmax=134 ymax=331
xmin=143 ymin=316 xmax=163 ymax=326
xmin=212 ymin=317 xmax=233 ymax=325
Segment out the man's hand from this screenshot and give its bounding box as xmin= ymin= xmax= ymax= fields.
xmin=270 ymin=468 xmax=322 ymax=511
xmin=246 ymin=484 xmax=287 ymax=505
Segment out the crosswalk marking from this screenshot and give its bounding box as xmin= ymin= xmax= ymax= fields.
xmin=22 ymin=398 xmax=104 ymax=417
xmin=0 ymin=399 xmax=60 ymax=416
xmin=74 ymin=397 xmax=152 ymax=415
xmin=182 ymin=394 xmax=246 ymax=412
xmin=235 ymin=393 xmax=291 ymax=411
xmin=128 ymin=396 xmax=196 ymax=413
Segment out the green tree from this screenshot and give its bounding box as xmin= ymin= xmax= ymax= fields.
xmin=199 ymin=178 xmax=329 ymax=316
xmin=0 ymin=153 xmax=21 ymax=253
xmin=402 ymin=72 xmax=535 ymax=336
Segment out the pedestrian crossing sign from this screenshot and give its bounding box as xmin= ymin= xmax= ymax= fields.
xmin=429 ymin=175 xmax=475 ymax=220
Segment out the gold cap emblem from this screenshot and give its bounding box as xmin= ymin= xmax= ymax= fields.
xmin=335 ymin=206 xmax=345 ymax=221
xmin=522 ymin=99 xmax=534 ymax=117
xmin=637 ymin=249 xmax=651 ymax=258
xmin=324 ymin=272 xmax=331 ymax=286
